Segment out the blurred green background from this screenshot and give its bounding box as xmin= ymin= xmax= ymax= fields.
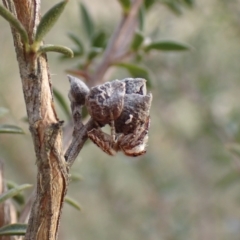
xmin=1 ymin=0 xmax=240 ymax=239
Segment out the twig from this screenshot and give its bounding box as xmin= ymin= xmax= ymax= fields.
xmin=64 ymin=118 xmax=95 ymax=167
xmin=90 ymin=0 xmax=143 ymax=86
xmin=64 ymin=75 xmax=96 ymax=167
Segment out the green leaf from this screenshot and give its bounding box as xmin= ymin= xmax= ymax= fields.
xmin=38 ymin=44 xmax=74 ymax=58
xmin=118 ymin=0 xmax=131 ymax=14
xmin=80 ymin=3 xmax=94 ymax=39
xmin=114 ymin=62 xmax=152 ymax=87
xmin=91 ymin=31 xmax=107 ymax=48
xmin=87 ymin=47 xmax=103 ymax=61
xmin=131 ymin=30 xmax=144 ymax=51
xmin=70 ymin=173 xmax=84 ymax=182
xmin=0 ymin=125 xmax=24 ymax=134
xmin=0 ymin=223 xmax=27 ymax=236
xmin=53 ymin=88 xmax=71 ymax=120
xmin=65 ymin=196 xmax=82 ymax=211
xmin=0 ymin=107 xmax=8 ymax=118
xmin=68 ymin=33 xmax=84 ymax=55
xmin=162 ymin=1 xmax=182 ymax=15
xmin=144 ymin=40 xmax=192 ymax=52
xmin=183 ymin=0 xmax=194 ymax=7
xmin=138 ymin=6 xmax=145 ymax=31
xmin=0 ymin=5 xmax=29 ymax=44
xmin=6 ymin=181 xmax=25 ymax=205
xmin=0 ymin=184 xmax=32 ymax=204
xmin=144 ymin=0 xmax=156 ymax=9
xmin=35 ymin=0 xmax=68 ymax=43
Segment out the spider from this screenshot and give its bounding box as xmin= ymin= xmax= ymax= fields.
xmin=88 ymin=116 xmax=150 ymax=157
xmin=85 ymin=78 xmax=152 ymax=157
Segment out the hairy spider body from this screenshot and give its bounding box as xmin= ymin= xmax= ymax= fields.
xmin=114 ymin=93 xmax=152 ymax=135
xmin=86 ymin=80 xmax=125 ymax=126
xmin=88 ymin=116 xmax=150 ymax=156
xmin=86 ymin=78 xmax=152 ymax=157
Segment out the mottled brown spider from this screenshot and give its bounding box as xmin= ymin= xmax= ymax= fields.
xmin=88 ymin=116 xmax=150 ymax=156
xmin=86 ymin=78 xmax=152 ymax=157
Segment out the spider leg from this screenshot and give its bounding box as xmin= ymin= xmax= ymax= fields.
xmin=109 ymin=112 xmax=117 ymax=143
xmin=118 ymin=117 xmax=150 ymax=156
xmin=88 ymin=128 xmax=117 ymax=156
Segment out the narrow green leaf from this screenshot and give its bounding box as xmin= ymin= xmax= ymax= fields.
xmin=65 ymin=196 xmax=82 ymax=211
xmin=91 ymin=31 xmax=107 ymax=48
xmin=6 ymin=180 xmax=25 ymax=205
xmin=144 ymin=0 xmax=156 ymax=9
xmin=118 ymin=0 xmax=131 ymax=14
xmin=80 ymin=3 xmax=94 ymax=39
xmin=35 ymin=1 xmax=68 ymax=43
xmin=131 ymin=30 xmax=144 ymax=51
xmin=70 ymin=173 xmax=84 ymax=182
xmin=0 ymin=223 xmax=27 ymax=236
xmin=59 ymin=50 xmax=82 ymax=60
xmin=53 ymin=88 xmax=71 ymax=119
xmin=68 ymin=33 xmax=84 ymax=55
xmin=183 ymin=0 xmax=194 ymax=7
xmin=0 ymin=5 xmax=29 ymax=44
xmin=38 ymin=44 xmax=73 ymax=58
xmin=0 ymin=125 xmax=24 ymax=134
xmin=162 ymin=1 xmax=182 ymax=15
xmin=0 ymin=184 xmax=32 ymax=204
xmin=87 ymin=47 xmax=103 ymax=61
xmin=115 ymin=62 xmax=149 ymax=78
xmin=0 ymin=107 xmax=8 ymax=118
xmin=114 ymin=62 xmax=152 ymax=87
xmin=138 ymin=6 xmax=145 ymax=31
xmin=144 ymin=40 xmax=192 ymax=52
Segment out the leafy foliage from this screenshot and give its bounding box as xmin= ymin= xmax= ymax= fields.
xmin=0 ymin=107 xmax=24 ymax=134
xmin=80 ymin=3 xmax=95 ymax=39
xmin=35 ymin=0 xmax=68 ymax=43
xmin=65 ymin=196 xmax=82 ymax=211
xmin=53 ymin=88 xmax=71 ymax=120
xmin=144 ymin=40 xmax=193 ymax=51
xmin=61 ymin=1 xmax=191 ymax=91
xmin=0 ymin=224 xmax=27 ymax=236
xmin=0 ymin=184 xmax=32 ymax=204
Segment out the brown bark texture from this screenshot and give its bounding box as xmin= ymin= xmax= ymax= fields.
xmin=2 ymin=0 xmax=68 ymax=239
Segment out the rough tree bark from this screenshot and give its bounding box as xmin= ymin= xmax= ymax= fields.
xmin=2 ymin=0 xmax=68 ymax=239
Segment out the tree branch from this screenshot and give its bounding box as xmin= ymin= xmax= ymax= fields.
xmin=2 ymin=1 xmax=68 ymax=239
xmin=90 ymin=0 xmax=143 ymax=86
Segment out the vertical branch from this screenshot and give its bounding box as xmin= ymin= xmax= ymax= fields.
xmin=2 ymin=0 xmax=68 ymax=239
xmin=90 ymin=0 xmax=143 ymax=86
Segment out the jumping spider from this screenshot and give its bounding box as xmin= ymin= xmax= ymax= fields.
xmin=86 ymin=78 xmax=152 ymax=157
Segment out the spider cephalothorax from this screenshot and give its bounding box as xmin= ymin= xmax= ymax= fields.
xmin=86 ymin=78 xmax=152 ymax=157
xmin=86 ymin=80 xmax=125 ymax=126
